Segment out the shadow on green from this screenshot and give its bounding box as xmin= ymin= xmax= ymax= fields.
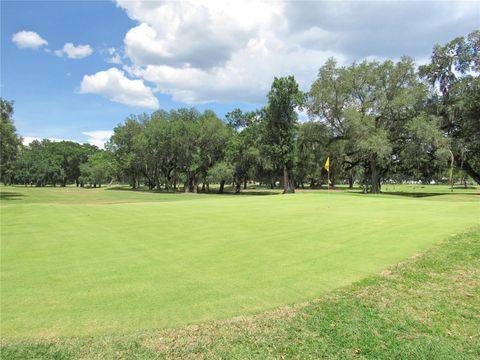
xmin=0 ymin=192 xmax=25 ymax=201
xmin=105 ymin=186 xmax=279 ymax=196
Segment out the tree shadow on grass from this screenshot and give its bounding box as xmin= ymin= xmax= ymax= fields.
xmin=382 ymin=192 xmax=446 ymax=198
xmin=105 ymin=186 xmax=280 ymax=196
xmin=382 ymin=191 xmax=479 ymax=198
xmin=105 ymin=186 xmax=185 ymax=193
xmin=104 ymin=186 xmax=138 ymax=191
xmin=207 ymin=191 xmax=280 ymax=196
xmin=0 ymin=192 xmax=25 ymax=201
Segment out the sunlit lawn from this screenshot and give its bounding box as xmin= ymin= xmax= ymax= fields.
xmin=1 ymin=185 xmax=478 ymax=338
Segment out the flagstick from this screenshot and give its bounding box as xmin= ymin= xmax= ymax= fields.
xmin=450 ymin=163 xmax=454 ymax=193
xmin=324 ymin=157 xmax=330 ymax=191
xmin=327 ymin=169 xmax=330 ymax=191
xmin=449 ymin=150 xmax=454 ymax=193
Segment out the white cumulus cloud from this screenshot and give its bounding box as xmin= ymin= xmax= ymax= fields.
xmin=115 ymin=0 xmax=479 ymax=105
xmin=12 ymin=31 xmax=48 ymax=49
xmin=79 ymin=67 xmax=159 ymax=109
xmin=125 ymin=45 xmax=343 ymax=104
xmin=82 ymin=130 xmax=114 ymax=149
xmin=55 ymin=42 xmax=93 ymax=59
xmin=119 ymin=0 xmax=283 ymax=69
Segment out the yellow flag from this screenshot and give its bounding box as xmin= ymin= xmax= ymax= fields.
xmin=324 ymin=157 xmax=330 ymax=172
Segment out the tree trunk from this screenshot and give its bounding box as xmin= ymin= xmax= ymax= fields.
xmin=219 ymin=180 xmax=225 ymax=194
xmin=185 ymin=174 xmax=198 ymax=193
xmin=164 ymin=171 xmax=171 ymax=190
xmin=243 ymin=179 xmax=247 ymax=190
xmin=283 ymin=166 xmax=295 ymax=193
xmin=192 ymin=174 xmax=198 ymax=193
xmin=184 ymin=175 xmax=191 ymax=193
xmin=348 ymin=173 xmax=354 ymax=189
xmin=370 ymin=158 xmax=381 ymax=194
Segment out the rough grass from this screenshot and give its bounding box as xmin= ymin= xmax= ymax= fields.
xmin=2 ymin=227 xmax=478 ymax=359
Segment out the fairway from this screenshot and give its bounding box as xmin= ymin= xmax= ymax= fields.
xmin=1 ymin=186 xmax=479 ymax=338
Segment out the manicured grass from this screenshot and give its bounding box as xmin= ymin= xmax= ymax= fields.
xmin=1 ymin=185 xmax=479 ymax=340
xmin=2 ymin=226 xmax=478 ymax=359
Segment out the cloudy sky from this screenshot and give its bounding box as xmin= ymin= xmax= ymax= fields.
xmin=2 ymin=0 xmax=479 ymax=147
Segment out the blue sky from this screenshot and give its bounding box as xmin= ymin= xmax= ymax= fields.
xmin=2 ymin=1 xmax=135 ymax=145
xmin=2 ymin=0 xmax=478 ymax=147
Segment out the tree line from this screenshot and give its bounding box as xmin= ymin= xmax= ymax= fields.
xmin=1 ymin=31 xmax=478 ymax=193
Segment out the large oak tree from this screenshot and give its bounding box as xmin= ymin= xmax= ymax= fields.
xmin=308 ymin=58 xmax=440 ymax=193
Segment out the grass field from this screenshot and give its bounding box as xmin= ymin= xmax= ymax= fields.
xmin=1 ymin=185 xmax=478 ymax=342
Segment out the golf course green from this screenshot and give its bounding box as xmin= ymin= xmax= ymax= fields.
xmin=1 ymin=185 xmax=478 ymax=339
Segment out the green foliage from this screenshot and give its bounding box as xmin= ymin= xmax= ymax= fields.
xmin=208 ymin=161 xmax=234 ymax=182
xmin=225 ymin=107 xmax=258 ymax=130
xmin=264 ymin=76 xmax=304 ymax=193
xmin=399 ymin=114 xmax=449 ymax=180
xmin=196 ymin=110 xmax=233 ymax=188
xmin=208 ymin=161 xmax=234 ymax=193
xmin=308 ymin=57 xmax=441 ymax=192
xmin=0 ymin=98 xmax=22 ymax=184
xmin=13 ymin=140 xmax=97 ymax=187
xmin=294 ymin=121 xmax=329 ymax=187
xmin=5 ymin=31 xmax=479 ymax=192
xmin=107 ymin=108 xmax=231 ymax=192
xmin=419 ymin=30 xmax=480 ymax=183
xmin=108 ymin=116 xmax=145 ymax=188
xmin=80 ymin=151 xmax=115 ymax=187
xmin=224 ymin=112 xmax=264 ymax=191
